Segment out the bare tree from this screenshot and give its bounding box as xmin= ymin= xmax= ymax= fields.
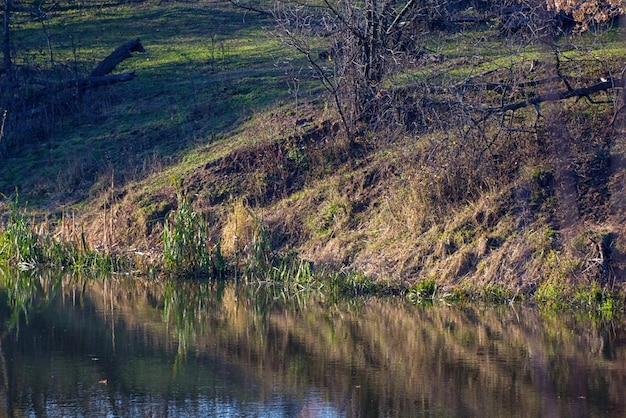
xmin=274 ymin=0 xmax=442 ymax=138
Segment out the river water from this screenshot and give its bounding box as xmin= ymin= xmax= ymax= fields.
xmin=0 ymin=270 xmax=624 ymax=417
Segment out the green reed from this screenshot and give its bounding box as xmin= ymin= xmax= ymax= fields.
xmin=0 ymin=193 xmax=117 ymax=273
xmin=162 ymin=193 xmax=226 ymax=278
xmin=0 ymin=193 xmax=42 ymax=268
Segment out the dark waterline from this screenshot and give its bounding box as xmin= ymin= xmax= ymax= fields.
xmin=0 ymin=272 xmax=624 ymax=417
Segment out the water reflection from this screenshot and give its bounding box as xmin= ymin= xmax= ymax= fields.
xmin=0 ymin=268 xmax=623 ymax=417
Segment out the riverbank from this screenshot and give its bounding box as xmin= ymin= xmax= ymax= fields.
xmin=0 ymin=191 xmax=623 ymax=321
xmin=1 ymin=0 xmax=625 ymax=311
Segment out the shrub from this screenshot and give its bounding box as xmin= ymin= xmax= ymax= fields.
xmin=162 ymin=193 xmax=225 ymax=278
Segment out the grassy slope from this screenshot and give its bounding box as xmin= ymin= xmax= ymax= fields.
xmin=2 ymin=0 xmax=626 ymax=294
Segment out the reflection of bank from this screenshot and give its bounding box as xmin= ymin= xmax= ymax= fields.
xmin=609 ymin=130 xmax=626 ymax=280
xmin=0 ymin=275 xmax=624 ymax=417
xmin=527 ymin=335 xmax=565 ymax=417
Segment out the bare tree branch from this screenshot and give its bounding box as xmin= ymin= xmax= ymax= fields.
xmin=486 ymin=78 xmax=622 ymax=113
xmin=385 ymin=0 xmax=416 ymax=35
xmin=227 ymin=0 xmax=272 ymax=17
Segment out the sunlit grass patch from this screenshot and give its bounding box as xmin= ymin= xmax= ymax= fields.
xmin=3 ymin=0 xmax=291 ymax=205
xmin=534 ymin=277 xmax=624 ymax=320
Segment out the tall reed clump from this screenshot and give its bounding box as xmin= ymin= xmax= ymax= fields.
xmin=51 ymin=216 xmax=118 ymax=275
xmin=162 ymin=193 xmax=225 ymax=279
xmin=0 ymin=193 xmax=118 ymax=273
xmin=221 ymin=199 xmax=272 ymax=280
xmin=0 ymin=194 xmax=42 ymax=269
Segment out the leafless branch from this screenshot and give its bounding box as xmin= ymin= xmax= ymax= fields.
xmin=485 ymin=78 xmax=621 ymax=113
xmin=227 ymin=0 xmax=272 ymax=17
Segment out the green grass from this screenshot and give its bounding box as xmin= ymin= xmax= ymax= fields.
xmin=396 ymin=25 xmax=626 ymax=91
xmin=534 ymin=277 xmax=624 ymax=320
xmin=2 ymin=0 xmax=297 ymax=204
xmin=6 ymin=0 xmax=620 ymax=206
xmin=0 ymin=193 xmax=42 ymax=267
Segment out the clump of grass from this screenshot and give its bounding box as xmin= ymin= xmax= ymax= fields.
xmin=572 ymin=281 xmax=621 ymax=320
xmin=221 ymin=199 xmax=272 ymax=278
xmin=449 ymin=283 xmax=520 ymax=305
xmin=534 ymin=279 xmax=568 ymax=310
xmin=243 ymin=241 xmax=378 ymax=298
xmin=0 ymin=192 xmax=119 ymax=273
xmin=410 ymin=281 xmax=522 ymax=305
xmin=327 ymin=269 xmax=377 ymax=296
xmin=47 ymin=230 xmax=115 ymax=275
xmin=534 ymin=278 xmax=623 ymax=320
xmin=407 ymin=279 xmax=438 ymax=304
xmin=0 ymin=193 xmax=42 ymax=269
xmin=162 ymin=192 xmax=225 ymax=278
xmin=262 ymin=252 xmax=315 ymax=285
xmin=478 ymin=283 xmax=521 ymax=304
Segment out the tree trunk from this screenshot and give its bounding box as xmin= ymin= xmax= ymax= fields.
xmin=90 ymin=38 xmax=145 ymax=77
xmin=2 ymin=0 xmax=10 ymax=76
xmin=26 ymin=39 xmax=145 ymax=96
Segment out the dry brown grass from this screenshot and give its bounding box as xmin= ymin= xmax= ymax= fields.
xmin=220 ymin=199 xmax=265 ymax=258
xmin=44 ymin=94 xmax=624 ymax=295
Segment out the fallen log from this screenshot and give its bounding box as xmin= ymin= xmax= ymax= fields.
xmin=485 ymin=77 xmax=624 ymax=114
xmin=24 ymin=39 xmax=145 ymax=103
xmin=90 ymin=38 xmax=145 ymax=77
xmin=30 ymin=72 xmax=137 ymax=96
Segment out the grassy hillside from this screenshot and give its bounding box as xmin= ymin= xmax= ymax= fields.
xmin=1 ymin=0 xmax=625 ymax=302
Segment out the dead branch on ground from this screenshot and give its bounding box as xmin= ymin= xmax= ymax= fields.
xmin=484 ymin=77 xmax=623 ymax=113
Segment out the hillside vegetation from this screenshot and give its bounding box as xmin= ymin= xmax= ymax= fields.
xmin=1 ymin=0 xmax=625 ymax=301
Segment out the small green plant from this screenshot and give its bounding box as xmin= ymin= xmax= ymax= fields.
xmin=162 ymin=193 xmax=225 ymax=278
xmin=407 ymin=278 xmax=437 ymax=304
xmin=534 ymin=279 xmax=568 ymax=310
xmin=328 ymin=270 xmax=376 ymax=296
xmin=573 ymin=281 xmax=623 ymax=320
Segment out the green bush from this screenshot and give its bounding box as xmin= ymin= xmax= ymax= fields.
xmin=162 ymin=193 xmax=225 ymax=278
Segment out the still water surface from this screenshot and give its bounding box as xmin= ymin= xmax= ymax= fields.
xmin=0 ymin=270 xmax=624 ymax=417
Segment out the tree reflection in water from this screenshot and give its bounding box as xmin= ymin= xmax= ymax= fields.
xmin=0 ymin=268 xmax=623 ymax=417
